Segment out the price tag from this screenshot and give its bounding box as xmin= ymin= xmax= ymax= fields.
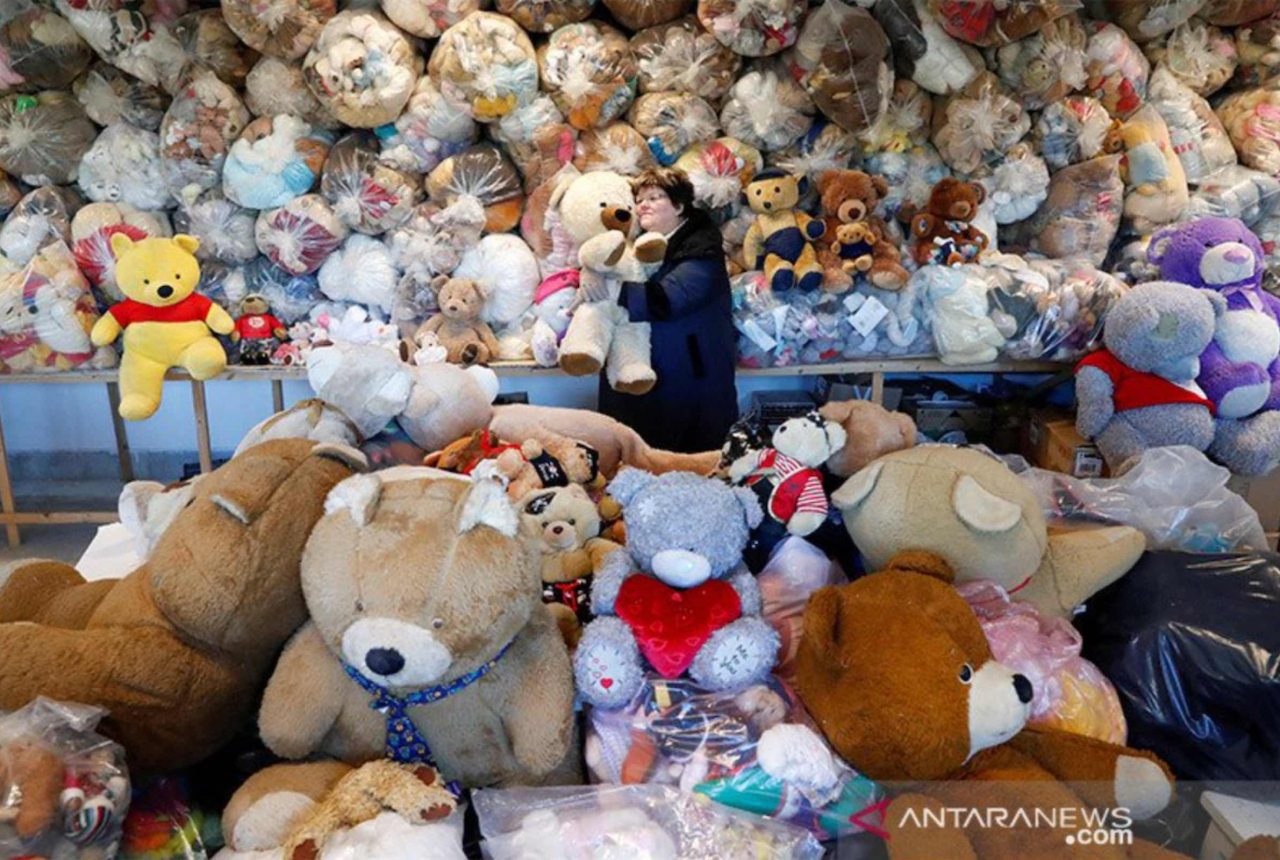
xmin=741 ymin=319 xmax=777 ymax=351
xmin=848 ymin=295 xmax=889 ymax=337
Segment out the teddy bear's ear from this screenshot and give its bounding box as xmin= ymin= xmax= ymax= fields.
xmin=801 ymin=586 xmax=847 ymax=669
xmin=885 ymin=550 xmax=955 ymax=583
xmin=311 ymin=442 xmax=369 ymax=472
xmin=824 ymin=422 xmax=849 ymax=457
xmin=110 ymin=232 xmax=136 ymax=258
xmin=733 ymin=485 xmax=765 ymax=529
xmin=324 ymin=473 xmax=382 ymax=527
xmin=818 ymin=399 xmax=854 ymax=424
xmin=429 ymin=274 xmax=450 ymax=293
xmin=522 ymin=490 xmax=556 ymax=516
xmin=952 ymin=476 xmax=1022 ymax=533
xmin=174 ymin=234 xmax=200 ymax=255
xmin=971 ymin=182 xmax=986 ymax=204
xmin=871 ymin=175 xmax=889 ymax=199
xmin=606 ymin=467 xmax=656 ymax=506
xmin=548 ymin=169 xmax=580 ymax=211
xmin=1146 ymin=228 xmax=1176 ymax=265
xmin=832 ymin=461 xmax=883 ymax=510
xmin=459 ymin=477 xmax=519 ymax=537
xmin=815 ymin=169 xmax=836 ymax=191
xmin=796 ymin=175 xmax=809 ymax=197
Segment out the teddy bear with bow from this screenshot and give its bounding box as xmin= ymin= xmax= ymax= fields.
xmin=816 ymin=170 xmax=909 ymax=292
xmin=902 ymin=177 xmax=989 ymax=267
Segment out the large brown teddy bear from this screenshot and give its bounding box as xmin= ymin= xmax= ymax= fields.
xmin=0 ymin=439 xmax=366 ymax=772
xmin=816 ymin=170 xmax=909 ymax=292
xmin=412 ymin=275 xmax=502 ymax=366
xmin=796 ymin=551 xmax=1280 ymax=860
xmin=903 ymin=177 xmax=989 ymax=267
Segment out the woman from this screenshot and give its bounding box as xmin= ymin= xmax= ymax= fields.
xmin=598 ymin=168 xmax=739 ymax=453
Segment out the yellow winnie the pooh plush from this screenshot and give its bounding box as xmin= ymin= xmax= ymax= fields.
xmin=90 ymin=234 xmax=235 ymax=421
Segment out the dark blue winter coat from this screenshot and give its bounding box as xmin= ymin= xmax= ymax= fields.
xmin=598 ymin=209 xmax=739 ymax=453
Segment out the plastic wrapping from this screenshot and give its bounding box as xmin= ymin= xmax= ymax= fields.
xmin=79 ymin=123 xmax=172 ymax=213
xmin=991 ymin=13 xmax=1089 ymax=111
xmin=573 ymin=122 xmax=657 ymax=175
xmin=302 ymin=10 xmax=422 ymax=129
xmin=1145 ymin=17 xmax=1237 ymax=96
xmin=489 ymin=96 xmax=575 ymax=192
xmin=930 ymin=71 xmax=1032 ymax=175
xmin=1182 ymin=163 xmax=1280 ymax=225
xmin=256 ymin=194 xmax=350 ymax=275
xmin=976 ymin=143 xmax=1049 ymax=225
xmin=159 ymin=70 xmax=251 ymax=205
xmin=675 ymin=137 xmax=763 ymax=212
xmin=473 ymin=784 xmax=825 ymax=860
xmin=1146 ymin=66 xmax=1238 ymax=182
xmin=631 ymin=17 xmax=740 ymax=99
xmin=452 ymin=232 xmax=541 ymax=328
xmin=1085 ymin=21 xmax=1151 ymax=119
xmin=1110 ymin=103 xmax=1190 ymax=233
xmin=1232 ymin=11 xmax=1280 ymax=86
xmin=604 ymin=0 xmax=692 ymax=31
xmin=772 ymin=120 xmax=861 ymax=188
xmin=318 ymin=233 xmax=399 ymax=314
xmin=0 ymin=8 xmax=92 ymax=94
xmin=0 ymin=186 xmax=82 ymax=267
xmin=520 ymin=170 xmax=579 ymax=276
xmin=1033 ymin=95 xmax=1112 ymax=170
xmin=787 ymin=0 xmax=890 ymax=135
xmin=53 ymin=0 xmax=188 ymax=94
xmin=429 ymin=12 xmax=540 ymax=124
xmin=0 ymin=241 xmax=117 ymax=372
xmin=221 ymin=115 xmax=332 ymax=211
xmin=756 ymin=536 xmax=846 ymax=682
xmin=719 ymin=62 xmax=814 ymax=153
xmin=71 ymin=202 xmax=172 ymax=303
xmin=426 ymin=143 xmax=524 ymax=233
xmin=380 ymin=75 xmax=478 ymax=176
xmin=0 ymin=698 xmax=130 ymax=859
xmin=915 ymin=264 xmax=1006 ymax=365
xmin=1102 ymin=0 xmax=1207 ymax=42
xmin=628 ymin=92 xmax=719 ymax=166
xmin=74 ymin=63 xmax=169 ymax=132
xmin=1025 ymin=154 xmax=1124 ymax=265
xmin=222 ymin=0 xmax=335 ymax=60
xmin=173 ymin=189 xmax=259 ymax=265
xmin=388 ymin=198 xmax=486 ymax=323
xmin=383 ymin=0 xmax=485 ymax=38
xmin=321 ymin=132 xmax=420 ymax=235
xmin=958 ymin=580 xmax=1127 ymax=745
xmin=1203 ymin=0 xmax=1280 ymax=25
xmin=0 ymin=91 xmax=96 ymax=187
xmin=497 ymin=0 xmax=597 ymax=33
xmin=242 ymin=255 xmax=325 ymax=324
xmin=862 ymin=144 xmax=950 ymax=221
xmin=585 ymin=674 xmax=880 ymax=841
xmin=696 ymin=0 xmax=804 ymax=57
xmin=119 ymin=777 xmax=220 ymax=860
xmin=872 ymin=0 xmax=985 ymax=96
xmin=928 ymin=0 xmax=1081 ymax=47
xmin=0 ymin=169 xmax=18 ymax=219
xmin=1217 ymin=83 xmax=1280 ymax=175
xmin=172 ymin=9 xmax=257 ymax=91
xmin=244 ymin=56 xmax=338 ymax=131
xmin=538 ymin=22 xmax=637 ymax=132
xmin=1074 ymin=549 xmax=1280 ymax=782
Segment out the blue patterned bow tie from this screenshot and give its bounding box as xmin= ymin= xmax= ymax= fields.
xmin=341 ymin=638 xmax=515 ymax=798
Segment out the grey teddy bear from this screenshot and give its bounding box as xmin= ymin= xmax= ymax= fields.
xmin=574 ymin=468 xmax=781 ymax=709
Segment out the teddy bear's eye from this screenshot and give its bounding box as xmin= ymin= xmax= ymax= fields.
xmin=355 ymin=600 xmax=365 ymax=612
xmin=144 ymin=278 xmax=150 ymax=285
xmin=959 ymin=663 xmax=974 ymax=684
xmin=568 ymin=518 xmax=576 ymax=526
xmin=432 ymin=618 xmax=445 ymax=630
xmin=599 ymin=202 xmax=607 ymax=208
xmin=175 ymin=273 xmax=181 ymax=280
xmin=774 ymin=186 xmax=781 ymax=193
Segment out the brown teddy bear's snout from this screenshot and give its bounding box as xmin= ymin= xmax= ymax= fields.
xmin=949 ymin=201 xmax=973 ymax=219
xmin=601 ymin=206 xmax=633 ymax=232
xmin=544 ymin=520 xmax=577 ymax=550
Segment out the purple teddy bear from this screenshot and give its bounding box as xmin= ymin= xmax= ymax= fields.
xmin=1148 ymin=217 xmax=1280 ymax=419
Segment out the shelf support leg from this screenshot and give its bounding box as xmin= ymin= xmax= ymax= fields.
xmin=0 ymin=395 xmax=20 ymax=548
xmin=192 ymin=381 xmax=213 ymax=474
xmin=106 ymin=382 xmax=135 ymax=483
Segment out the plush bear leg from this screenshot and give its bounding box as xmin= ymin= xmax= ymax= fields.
xmin=1232 ymin=836 xmax=1280 ymax=860
xmin=1096 ymin=418 xmax=1154 ymax=475
xmin=883 ymin=793 xmax=979 ymax=860
xmin=574 ymin=615 xmax=646 ymax=708
xmin=118 ymin=350 xmax=169 ymax=421
xmin=765 ymin=254 xmax=796 ymax=292
xmin=688 ymin=616 xmax=780 ymax=692
xmin=1265 ymin=359 xmax=1280 ymax=411
xmin=0 ymin=560 xmax=111 ymax=626
xmin=181 ymin=336 xmax=228 ymax=381
xmin=606 ymin=320 xmax=656 ymax=395
xmin=222 ymin=762 xmax=352 ymax=855
xmin=1211 ymin=412 xmax=1280 ymax=477
xmin=559 ymin=302 xmax=615 ymax=376
xmin=795 ymin=244 xmax=825 ymax=293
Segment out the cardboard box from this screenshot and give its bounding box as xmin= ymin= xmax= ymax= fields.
xmin=1200 ymin=791 xmax=1280 ymax=860
xmin=1024 ymin=409 xmax=1107 ymax=478
xmin=902 ymin=393 xmax=995 ymax=446
xmin=1227 ymin=469 xmax=1280 ymax=549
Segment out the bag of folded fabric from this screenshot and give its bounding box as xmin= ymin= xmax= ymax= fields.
xmin=245 ymin=56 xmax=339 ymax=131
xmin=628 ymin=91 xmax=719 ymax=167
xmin=0 ymin=185 xmax=81 ymax=267
xmin=631 ymin=16 xmax=741 ymax=103
xmin=379 ymin=75 xmax=478 ymax=176
xmin=222 ymin=0 xmax=335 ymax=61
xmin=303 ymin=9 xmax=422 ymax=129
xmin=0 ymin=6 xmax=91 ymax=94
xmin=785 ymin=0 xmax=892 ymax=135
xmin=426 ymin=143 xmax=525 ymax=234
xmin=539 ymin=22 xmax=638 ymax=132
xmin=0 ymin=91 xmax=95 ymax=187
xmin=930 ymin=70 xmax=1031 ymax=176
xmin=222 ymin=115 xmax=334 ymax=211
xmin=172 ymin=189 xmax=258 ymax=267
xmin=429 ymin=11 xmax=539 ymax=124
xmin=488 ymin=96 xmax=575 ymax=193
xmin=719 ymin=59 xmax=815 ymax=154
xmin=52 ymin=0 xmax=187 ymax=94
xmin=70 ymin=202 xmax=171 ymax=304
xmin=927 ymin=0 xmax=1080 ymax=47
xmin=1145 ymin=66 xmax=1237 ymax=183
xmin=573 ymin=123 xmax=657 ymax=176
xmin=159 ymin=69 xmax=251 ymax=205
xmin=321 ymin=131 xmax=421 ymax=235
xmin=696 ymin=0 xmax=805 ymax=57
xmin=73 ymin=63 xmax=169 ymax=132
xmin=256 ymin=193 xmax=350 ymax=277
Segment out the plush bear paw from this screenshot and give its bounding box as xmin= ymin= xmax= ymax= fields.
xmin=786 ymin=511 xmax=826 ymax=537
xmin=574 ymin=617 xmax=645 ymax=708
xmin=1114 ymin=755 xmax=1172 ymax=821
xmin=797 ymin=270 xmax=824 ymax=293
xmin=118 ymin=393 xmax=161 ymax=422
xmin=770 ymin=268 xmax=795 ymax=292
xmin=560 ymin=349 xmax=605 ymax=376
xmin=610 ymin=363 xmax=656 ymax=395
xmin=689 ymin=617 xmax=780 ymax=692
xmin=870 ymin=268 xmax=907 ymax=291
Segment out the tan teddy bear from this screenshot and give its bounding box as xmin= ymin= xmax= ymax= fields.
xmin=412 ymin=275 xmax=502 ymax=366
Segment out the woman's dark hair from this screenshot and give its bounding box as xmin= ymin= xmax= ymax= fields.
xmin=631 ymin=168 xmax=696 ymax=213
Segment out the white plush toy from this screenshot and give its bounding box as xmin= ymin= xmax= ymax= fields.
xmin=529 ymin=270 xmax=579 ymax=367
xmin=916 ymin=265 xmax=1007 ymax=365
xmin=318 ymin=234 xmax=399 ymax=315
xmin=118 ymin=476 xmax=204 ymax=560
xmin=730 ymin=410 xmax=847 ymax=537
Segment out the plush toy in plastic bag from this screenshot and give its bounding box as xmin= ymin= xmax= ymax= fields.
xmin=862 ymin=143 xmax=950 ymax=222
xmin=1146 ymin=65 xmax=1237 ymax=183
xmin=380 ymin=75 xmax=478 ymax=176
xmin=627 ymin=92 xmax=719 ymax=167
xmin=0 ymin=241 xmax=117 ymax=373
xmin=573 ymin=122 xmax=657 ymax=175
xmin=0 ymin=185 xmax=81 ymax=267
xmin=489 ymin=96 xmax=575 ymax=193
xmin=222 ymin=115 xmax=332 ymax=211
xmin=1106 ymin=103 xmax=1190 ymax=233
xmin=675 ymin=137 xmax=762 ymax=214
xmin=930 ymin=71 xmax=1031 ymax=175
xmin=79 ymin=123 xmax=172 ymax=214
xmin=915 ymin=264 xmax=1005 ymax=365
xmin=473 ymin=784 xmax=825 ymax=860
xmin=696 ymin=0 xmax=804 ymax=57
xmin=452 ymin=232 xmax=542 ymax=334
xmin=0 ymin=91 xmax=96 ymax=187
xmin=244 ymin=56 xmax=338 ymax=130
xmin=318 ymin=233 xmax=399 ymax=315
xmin=1203 ymin=0 xmax=1280 ymax=25
xmin=1183 ymin=164 xmax=1280 ymax=226
xmin=1145 ymin=17 xmax=1237 ymax=97
xmin=0 ymin=169 xmax=18 ymax=220
xmin=585 ymin=674 xmax=881 ymax=842
xmin=384 ymin=0 xmax=484 ymax=37
xmin=497 ymin=0 xmax=598 ymax=33
xmin=771 ymin=121 xmax=861 ymax=198
xmin=631 ymin=16 xmax=740 ymax=100
xmin=71 ymin=202 xmax=172 ymax=303
xmin=1232 ymin=10 xmax=1280 ymax=86
xmin=222 ymin=0 xmax=335 ymax=60
xmin=321 ymin=131 xmax=420 ymax=235
xmin=1024 ymin=154 xmax=1124 ymax=265
xmin=243 ymin=255 xmax=326 ymax=325
xmin=172 ymin=9 xmax=258 ymax=91
xmin=538 ymin=22 xmax=637 ymax=132
xmin=388 ymin=198 xmax=486 ymax=330
xmin=719 ymin=62 xmax=814 ymax=153
xmin=1085 ymin=21 xmax=1151 ymax=119
xmin=957 ymin=580 xmax=1127 ymax=745
xmin=1033 ymin=95 xmax=1112 ymax=170
xmin=172 ymin=189 xmax=258 ymax=266
xmin=0 ymin=7 xmax=92 ymax=94
xmin=74 ymin=63 xmax=169 ymax=132
xmin=53 ymin=0 xmax=187 ymax=94
xmin=159 ymin=69 xmax=251 ymax=205
xmin=118 ymin=776 xmax=221 ymax=860
xmin=991 ymin=13 xmax=1088 ymax=111
xmin=871 ymin=0 xmax=984 ymax=96
xmin=755 ymin=536 xmax=846 ymax=681
xmin=303 ymin=10 xmax=422 ymax=129
xmin=0 ymin=698 xmax=130 ymax=860
xmin=977 ymin=142 xmax=1050 ymax=225
xmin=848 ymin=79 xmax=930 ymax=157
xmin=426 ymin=143 xmax=525 ymax=234
xmin=256 ymin=193 xmax=350 ymax=276
xmin=927 ymin=0 xmax=1081 ymax=47
xmin=786 ymin=0 xmax=891 ymax=135
xmin=429 ymin=11 xmax=540 ymax=124
xmin=1218 ymin=82 xmax=1280 ymax=175
xmin=1101 ymin=0 xmax=1207 ymax=43
xmin=604 ymin=0 xmax=692 ymax=31
xmin=520 ymin=170 xmax=579 ymax=277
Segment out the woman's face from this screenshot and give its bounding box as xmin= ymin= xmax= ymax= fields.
xmin=636 ymin=186 xmax=683 ymax=234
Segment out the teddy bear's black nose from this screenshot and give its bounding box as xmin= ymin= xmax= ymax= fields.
xmin=552 ymin=525 xmax=564 ymax=535
xmin=157 ymin=285 xmax=174 ymax=299
xmin=1013 ymin=674 xmax=1033 ymax=704
xmin=366 ymin=647 xmax=405 ymax=676
xmin=616 ymin=210 xmax=630 ymax=222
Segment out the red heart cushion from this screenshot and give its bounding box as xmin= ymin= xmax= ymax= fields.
xmin=615 ymin=574 xmax=742 ymax=679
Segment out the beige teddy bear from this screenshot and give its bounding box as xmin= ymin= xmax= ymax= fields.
xmin=412 ymin=275 xmax=502 ymax=366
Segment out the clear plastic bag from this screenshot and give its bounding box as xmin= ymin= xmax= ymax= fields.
xmin=0 ymin=7 xmax=92 ymax=93
xmin=428 ymin=11 xmax=540 ymax=124
xmin=171 ymin=9 xmax=256 ymax=91
xmin=0 ymin=186 xmax=81 ymax=267
xmin=222 ymin=0 xmax=334 ymax=60
xmin=53 ymin=0 xmax=187 ymax=94
xmin=861 ymin=144 xmax=950 ymax=222
xmin=1033 ymin=95 xmax=1113 ymax=171
xmin=243 ymin=255 xmax=325 ymax=324
xmin=930 ymin=71 xmax=1031 ymax=175
xmin=71 ymin=202 xmax=172 ymax=303
xmin=255 ymin=193 xmax=350 ymax=276
xmin=520 ymin=168 xmax=580 ymax=277
xmin=785 ymin=0 xmax=891 ymax=134
xmin=573 ymin=122 xmax=656 ymax=175
xmin=223 ymin=115 xmax=333 ymax=210
xmin=452 ymin=232 xmax=541 ymax=329
xmin=538 ymin=22 xmax=638 ymax=131
xmin=0 ymin=90 xmax=96 ymax=187
xmin=1146 ymin=66 xmax=1238 ymax=183
xmin=1101 ymin=0 xmax=1207 ymax=43
xmin=119 ymin=776 xmax=220 ymax=860
xmin=489 ymin=96 xmax=575 ymax=192
xmin=383 ymin=0 xmax=483 ymax=38
xmin=79 ymin=123 xmax=173 ymax=212
xmin=1020 ymin=445 xmax=1269 ymax=553
xmin=958 ymin=580 xmax=1128 ymax=745
xmin=321 ymin=132 xmax=421 ymax=235
xmin=928 ymin=0 xmax=1081 ymax=47
xmin=159 ymin=69 xmax=251 ymax=205
xmin=631 ymin=17 xmax=741 ymax=100
xmin=719 ymin=61 xmax=814 ymax=153
xmin=696 ymin=0 xmax=804 ymax=57
xmin=603 ymin=0 xmax=692 ymax=31
xmin=1112 ymin=103 xmax=1190 ymax=234
xmin=244 ymin=56 xmax=337 ymax=131
xmin=675 ymin=137 xmax=762 ymax=213
xmin=1182 ymin=163 xmax=1280 ymax=225
xmin=1217 ymin=82 xmax=1280 ymax=176
xmin=388 ymin=199 xmax=486 ymax=309
xmin=916 ymin=264 xmax=1006 ymax=365
xmin=979 ymin=143 xmax=1050 ymax=225
xmin=757 ymin=536 xmax=846 ymax=683
xmin=0 ymin=697 xmax=130 ymax=860
xmin=172 ymin=189 xmax=258 ymax=266
xmin=496 ymin=0 xmax=598 ymax=33
xmin=474 ymin=784 xmax=825 ymax=860
xmin=1232 ymin=11 xmax=1280 ymax=87
xmin=1024 ymin=154 xmax=1124 ymax=266
xmin=1145 ymin=17 xmax=1237 ymax=96
xmin=0 ymin=240 xmax=117 ymax=373
xmin=991 ymin=13 xmax=1088 ymax=111
xmin=425 ymin=143 xmax=524 ymax=234
xmin=302 ymin=10 xmax=422 ymax=129
xmin=853 ymin=80 xmax=932 ymax=155
xmin=381 ymin=75 xmax=478 ymax=176
xmin=1203 ymin=0 xmax=1280 ymax=25
xmin=74 ymin=62 xmax=170 ymax=132
xmin=628 ymin=92 xmax=720 ymax=166
xmin=1085 ymin=21 xmax=1151 ymax=119
xmin=0 ymin=169 xmax=19 ymax=220
xmin=872 ymin=0 xmax=985 ymax=96
xmin=318 ymin=233 xmax=399 ymax=315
